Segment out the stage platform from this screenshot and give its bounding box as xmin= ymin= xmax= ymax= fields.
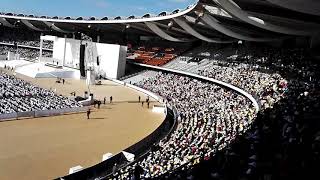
xmin=0 ymin=60 xmax=80 ymax=79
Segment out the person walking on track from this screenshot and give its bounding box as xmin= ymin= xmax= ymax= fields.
xmin=87 ymin=109 xmax=91 ymax=119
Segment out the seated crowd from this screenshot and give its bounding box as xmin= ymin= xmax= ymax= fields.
xmin=113 ymin=72 xmax=258 ymax=179
xmin=112 ymin=46 xmax=319 ymax=180
xmin=0 ymin=27 xmax=53 ymax=49
xmin=0 ymin=72 xmax=82 ymax=114
xmin=156 ymin=47 xmax=320 ymax=180
xmin=0 ymin=45 xmax=52 ymax=60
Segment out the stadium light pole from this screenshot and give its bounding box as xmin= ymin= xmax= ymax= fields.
xmin=167 ymin=21 xmax=174 ymax=30
xmin=236 ymin=40 xmax=242 ymax=55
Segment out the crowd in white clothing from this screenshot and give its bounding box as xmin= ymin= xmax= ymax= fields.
xmin=107 ymin=46 xmax=320 ymax=180
xmin=0 ymin=45 xmax=52 ymax=60
xmin=0 ymin=27 xmax=53 ymax=49
xmin=112 ymin=72 xmax=257 ymax=179
xmin=0 ymin=72 xmax=82 ymax=114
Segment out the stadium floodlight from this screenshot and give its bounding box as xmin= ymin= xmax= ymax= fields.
xmin=167 ymin=21 xmax=174 ymax=31
xmin=197 ymin=12 xmax=204 ymax=18
xmin=125 ymin=24 xmax=130 ymax=29
xmin=194 ymin=10 xmax=204 ymax=24
xmin=14 ymin=20 xmax=20 ymax=26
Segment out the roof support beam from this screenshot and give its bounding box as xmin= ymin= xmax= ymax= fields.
xmin=144 ymin=22 xmax=191 ymax=42
xmin=0 ymin=18 xmax=15 ymax=28
xmin=200 ymin=13 xmax=280 ymax=42
xmin=42 ymin=21 xmax=72 ymax=33
xmin=153 ymin=22 xmax=190 ymax=36
xmin=265 ymin=0 xmax=320 ymax=16
xmin=212 ymin=0 xmax=318 ymax=36
xmin=21 ymin=19 xmax=44 ymax=31
xmin=173 ymin=17 xmax=235 ymax=43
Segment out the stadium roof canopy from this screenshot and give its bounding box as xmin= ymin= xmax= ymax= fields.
xmin=0 ymin=0 xmax=319 ymax=43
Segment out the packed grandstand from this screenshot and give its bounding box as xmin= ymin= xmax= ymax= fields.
xmin=0 ymin=72 xmax=82 ymax=114
xmin=0 ymin=0 xmax=319 ymax=180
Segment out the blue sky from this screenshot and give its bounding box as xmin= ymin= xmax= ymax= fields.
xmin=0 ymin=0 xmax=195 ymax=18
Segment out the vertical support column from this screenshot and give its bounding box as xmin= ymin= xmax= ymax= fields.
xmin=72 ymin=33 xmax=76 ymax=39
xmin=39 ymin=33 xmax=44 ymax=62
xmin=310 ymin=33 xmax=320 ymax=57
xmin=310 ymin=33 xmax=320 ymax=49
xmin=97 ymin=35 xmax=100 ymax=43
xmin=63 ymin=34 xmax=67 ymax=67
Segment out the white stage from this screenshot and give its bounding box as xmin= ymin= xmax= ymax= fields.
xmin=41 ymin=35 xmax=127 ymax=79
xmin=0 ymin=36 xmax=127 ymax=80
xmin=0 ymin=60 xmax=80 ymax=78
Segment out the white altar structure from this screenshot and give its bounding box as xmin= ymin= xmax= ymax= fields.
xmin=39 ymin=35 xmax=127 ymax=79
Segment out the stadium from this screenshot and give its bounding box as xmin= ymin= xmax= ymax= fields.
xmin=0 ymin=0 xmax=319 ymax=180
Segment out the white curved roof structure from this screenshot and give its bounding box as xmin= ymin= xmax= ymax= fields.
xmin=20 ymin=19 xmax=44 ymax=31
xmin=0 ymin=0 xmax=319 ymax=43
xmin=212 ymin=0 xmax=319 ymax=36
xmin=0 ymin=17 xmax=15 ymax=28
xmin=200 ymin=13 xmax=279 ymax=42
xmin=144 ymin=22 xmax=192 ymax=42
xmin=266 ymin=0 xmax=320 ymax=16
xmin=173 ymin=17 xmax=235 ymax=43
xmin=42 ymin=21 xmax=73 ymax=33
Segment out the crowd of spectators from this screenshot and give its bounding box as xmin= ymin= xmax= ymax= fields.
xmin=0 ymin=72 xmax=82 ymax=114
xmin=111 ymin=46 xmax=319 ymax=180
xmin=153 ymin=47 xmax=320 ymax=180
xmin=0 ymin=26 xmax=316 ymax=179
xmin=0 ymin=27 xmax=53 ymax=49
xmin=0 ymin=27 xmax=53 ymax=60
xmin=0 ymin=45 xmax=52 ymax=60
xmin=198 ymin=61 xmax=287 ymax=110
xmin=111 ymin=72 xmax=257 ymax=179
